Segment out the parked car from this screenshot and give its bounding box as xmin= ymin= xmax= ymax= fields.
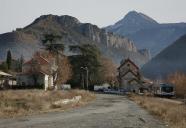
xmin=103 ymin=88 xmax=126 ymax=95
xmin=94 ymin=83 xmax=110 ymax=92
xmin=60 ymin=84 xmax=71 ymax=90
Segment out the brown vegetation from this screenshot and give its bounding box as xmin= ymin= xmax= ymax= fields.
xmin=55 ymin=56 xmax=72 ymax=87
xmin=100 ymin=57 xmax=118 ymax=85
xmin=130 ymin=95 xmax=186 ymax=128
xmin=0 ymin=90 xmax=95 ymax=118
xmin=166 ymin=72 xmax=186 ymax=98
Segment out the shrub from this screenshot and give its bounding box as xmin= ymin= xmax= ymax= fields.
xmin=0 ymin=90 xmax=95 ymax=118
xmin=166 ymin=72 xmax=186 ymax=98
xmin=130 ymin=95 xmax=186 ymax=128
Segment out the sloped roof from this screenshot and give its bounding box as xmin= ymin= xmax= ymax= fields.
xmin=118 ymin=58 xmax=139 ymax=70
xmin=22 ymin=52 xmax=56 ymax=76
xmin=0 ymin=71 xmax=12 ymax=76
xmin=24 ymin=55 xmax=49 ymax=66
xmin=120 ymin=69 xmax=139 ymax=78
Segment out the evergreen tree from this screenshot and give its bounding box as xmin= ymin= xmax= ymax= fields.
xmin=6 ymin=50 xmax=12 ymax=70
xmin=18 ymin=55 xmax=24 ymax=72
xmin=42 ymin=34 xmax=69 ymax=87
xmin=42 ymin=34 xmax=64 ymax=55
xmin=69 ymin=44 xmax=102 ymax=89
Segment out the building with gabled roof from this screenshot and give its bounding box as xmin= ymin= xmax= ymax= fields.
xmin=118 ymin=58 xmax=143 ymax=92
xmin=17 ymin=52 xmax=57 ymax=90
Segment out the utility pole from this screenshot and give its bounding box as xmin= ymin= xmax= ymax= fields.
xmin=81 ymin=67 xmax=89 ymax=90
xmin=81 ymin=73 xmax=85 ymax=89
xmin=86 ymin=67 xmax=89 ymax=90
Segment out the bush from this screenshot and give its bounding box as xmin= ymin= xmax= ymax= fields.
xmin=166 ymin=72 xmax=186 ymax=98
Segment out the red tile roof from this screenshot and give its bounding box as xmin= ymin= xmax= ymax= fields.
xmin=22 ymin=52 xmax=55 ymax=75
xmin=24 ymin=56 xmax=49 ymax=66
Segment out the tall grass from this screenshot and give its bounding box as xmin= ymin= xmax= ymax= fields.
xmin=130 ymin=95 xmax=186 ymax=128
xmin=166 ymin=72 xmax=186 ymax=98
xmin=0 ymin=90 xmax=95 ymax=118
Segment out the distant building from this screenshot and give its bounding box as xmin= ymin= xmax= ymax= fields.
xmin=118 ymin=58 xmax=143 ymax=92
xmin=0 ymin=71 xmax=16 ymax=89
xmin=17 ymin=52 xmax=57 ymax=90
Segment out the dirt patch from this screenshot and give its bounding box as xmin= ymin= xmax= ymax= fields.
xmin=0 ymin=90 xmax=95 ymax=118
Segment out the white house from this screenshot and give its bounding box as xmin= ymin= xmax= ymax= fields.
xmin=17 ymin=52 xmax=57 ymax=90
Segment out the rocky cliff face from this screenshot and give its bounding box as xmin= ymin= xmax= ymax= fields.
xmin=105 ymin=11 xmax=186 ymax=56
xmin=78 ymin=23 xmax=137 ymax=51
xmin=0 ymin=14 xmax=150 ymax=66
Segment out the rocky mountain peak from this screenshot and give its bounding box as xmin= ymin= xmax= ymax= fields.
xmin=122 ymin=11 xmax=158 ymax=25
xmin=105 ymin=11 xmax=159 ymax=35
xmin=58 ymin=15 xmax=80 ymax=27
xmin=25 ymin=14 xmax=80 ymax=29
xmin=115 ymin=11 xmax=159 ymax=29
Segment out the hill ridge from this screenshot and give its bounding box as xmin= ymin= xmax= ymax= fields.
xmin=0 ymin=14 xmax=150 ymax=66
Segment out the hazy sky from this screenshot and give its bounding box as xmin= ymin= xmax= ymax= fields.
xmin=0 ymin=0 xmax=186 ymax=33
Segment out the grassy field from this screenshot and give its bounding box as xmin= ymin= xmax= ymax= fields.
xmin=0 ymin=90 xmax=95 ymax=118
xmin=130 ymin=95 xmax=186 ymax=128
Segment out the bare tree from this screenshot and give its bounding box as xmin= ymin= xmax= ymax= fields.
xmin=54 ymin=56 xmax=72 ymax=88
xmin=100 ymin=57 xmax=118 ymax=86
xmin=42 ymin=34 xmax=72 ymax=88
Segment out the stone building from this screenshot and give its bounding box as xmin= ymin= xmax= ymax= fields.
xmin=118 ymin=58 xmax=143 ymax=92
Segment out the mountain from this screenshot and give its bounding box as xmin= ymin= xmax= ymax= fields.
xmin=0 ymin=14 xmax=150 ymax=66
xmin=141 ymin=34 xmax=186 ymax=79
xmin=105 ymin=11 xmax=186 ymax=56
xmin=106 ymin=11 xmax=159 ymax=35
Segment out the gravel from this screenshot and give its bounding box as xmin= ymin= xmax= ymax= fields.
xmin=0 ymin=94 xmax=167 ymax=128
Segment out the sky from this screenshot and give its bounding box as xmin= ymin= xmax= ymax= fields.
xmin=0 ymin=0 xmax=186 ymax=34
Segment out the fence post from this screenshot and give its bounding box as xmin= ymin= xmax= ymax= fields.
xmin=184 ymin=94 xmax=186 ymax=105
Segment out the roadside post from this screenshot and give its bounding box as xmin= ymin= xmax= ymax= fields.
xmin=184 ymin=94 xmax=186 ymax=105
xmin=81 ymin=67 xmax=89 ymax=90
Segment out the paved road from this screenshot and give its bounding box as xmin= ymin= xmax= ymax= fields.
xmin=0 ymin=94 xmax=167 ymax=128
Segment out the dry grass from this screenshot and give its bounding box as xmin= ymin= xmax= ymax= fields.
xmin=0 ymin=90 xmax=95 ymax=118
xmin=130 ymin=94 xmax=186 ymax=128
xmin=166 ymin=72 xmax=186 ymax=98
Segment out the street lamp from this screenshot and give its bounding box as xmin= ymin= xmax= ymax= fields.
xmin=81 ymin=67 xmax=89 ymax=90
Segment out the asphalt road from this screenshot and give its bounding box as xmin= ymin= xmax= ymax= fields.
xmin=0 ymin=94 xmax=167 ymax=128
